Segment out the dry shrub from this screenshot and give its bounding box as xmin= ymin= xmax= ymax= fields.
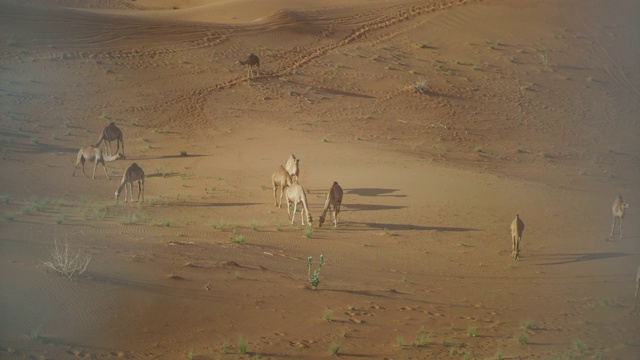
xmin=42 ymin=238 xmax=91 ymax=279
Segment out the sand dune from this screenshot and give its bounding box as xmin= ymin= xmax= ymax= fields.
xmin=0 ymin=0 xmax=639 ymax=359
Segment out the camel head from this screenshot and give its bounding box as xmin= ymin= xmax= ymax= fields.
xmin=318 ymin=214 xmax=325 ymax=228
xmin=306 ymin=214 xmax=313 ymax=227
xmin=118 ymin=153 xmax=126 ymax=160
xmin=115 ymin=190 xmax=121 ymax=202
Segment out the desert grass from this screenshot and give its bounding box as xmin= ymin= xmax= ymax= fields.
xmin=304 ymin=227 xmax=314 ymax=238
xmin=414 ymin=326 xmax=431 ymax=347
xmin=522 ymin=319 xmax=534 ymax=330
xmin=574 ymin=339 xmax=586 ymax=355
xmin=516 ymin=330 xmax=528 ymax=345
xmin=467 ymin=324 xmax=477 ymax=337
xmin=228 ymin=230 xmax=246 ymax=243
xmin=322 ymin=308 xmax=333 ymax=322
xmin=275 ymin=221 xmax=283 ymax=231
xmin=42 ymin=238 xmax=91 ymax=279
xmin=395 ymin=335 xmax=405 ymax=348
xmin=250 ymin=220 xmax=258 ymax=231
xmin=495 ymin=350 xmax=503 ymax=360
xmin=0 ymin=193 xmax=11 ymax=204
xmin=30 ymin=136 xmax=40 ymax=144
xmin=54 ymin=213 xmax=66 ymax=224
xmin=414 ymin=80 xmax=430 ymax=94
xmin=30 ymin=325 xmax=43 ymax=342
xmin=221 ymin=340 xmax=227 ymax=354
xmin=329 ymin=339 xmax=341 ymax=356
xmin=237 ymin=335 xmax=248 ymax=354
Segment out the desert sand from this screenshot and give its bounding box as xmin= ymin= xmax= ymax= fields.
xmin=1 ymin=0 xmax=639 ymax=359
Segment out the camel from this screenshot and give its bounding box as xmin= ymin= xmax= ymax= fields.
xmin=95 ymin=122 xmax=125 ymax=157
xmin=632 ymin=265 xmax=640 ymax=313
xmin=510 ymin=214 xmax=524 ymax=260
xmin=319 ymin=181 xmax=343 ymax=228
xmin=610 ymin=195 xmax=629 ymax=239
xmin=271 ymin=165 xmax=292 ymax=208
xmin=285 ymin=181 xmax=312 ymax=226
xmin=239 ymin=53 xmax=260 ymax=77
xmin=72 ymin=145 xmax=124 ymax=180
xmin=285 ymin=154 xmax=300 ymax=180
xmin=115 ymin=163 xmax=145 ymax=203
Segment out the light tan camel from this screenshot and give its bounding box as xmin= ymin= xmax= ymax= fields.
xmin=72 ymin=145 xmax=124 ymax=179
xmin=610 ymin=195 xmax=629 ymax=239
xmin=286 ymin=181 xmax=312 ymax=226
xmin=239 ymin=53 xmax=260 ymax=77
xmin=511 ymin=214 xmax=524 ymax=260
xmin=271 ymin=165 xmax=292 ymax=208
xmin=319 ymin=181 xmax=343 ymax=228
xmin=115 ymin=163 xmax=145 ymax=203
xmin=632 ymin=265 xmax=640 ymax=313
xmin=95 ymin=122 xmax=124 ymax=157
xmin=285 ymin=154 xmax=300 ymax=180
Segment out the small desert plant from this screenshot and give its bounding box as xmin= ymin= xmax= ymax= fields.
xmin=42 ymin=238 xmax=91 ymax=279
xmin=522 ymin=319 xmax=534 ymax=330
xmin=414 ymin=80 xmax=430 ymax=94
xmin=495 ymin=350 xmax=503 ymax=360
xmin=541 ymin=50 xmax=549 ymax=67
xmin=308 ymin=255 xmax=324 ymax=288
xmin=395 ymin=335 xmax=405 ymax=348
xmin=21 ymin=206 xmax=31 ymax=215
xmin=228 ymin=230 xmax=246 ymax=243
xmin=574 ymin=339 xmax=586 ymax=355
xmin=187 ymin=348 xmax=194 ymax=360
xmin=275 ymin=221 xmax=283 ymax=231
xmin=30 ymin=137 xmax=40 ymax=144
xmin=221 ymin=340 xmax=227 ymax=354
xmin=304 ymin=227 xmax=314 ymax=238
xmin=0 ymin=193 xmax=11 ymax=204
xmin=517 ymin=331 xmax=528 ymax=344
xmin=414 ymin=326 xmax=431 ymax=347
xmin=250 ymin=220 xmax=258 ymax=231
xmin=238 ymin=335 xmax=248 ymax=354
xmin=467 ymin=324 xmax=477 ymax=337
xmin=463 ymin=351 xmax=472 ymax=360
xmin=329 ymin=339 xmax=341 ymax=355
xmin=54 ymin=213 xmax=66 ymax=224
xmin=31 ymin=326 xmax=43 ymax=342
xmin=323 ymin=308 xmax=333 ymax=322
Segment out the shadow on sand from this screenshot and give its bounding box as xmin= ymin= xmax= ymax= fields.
xmin=533 ymin=252 xmax=632 ymax=266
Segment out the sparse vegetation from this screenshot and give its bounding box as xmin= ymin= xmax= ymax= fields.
xmin=54 ymin=212 xmax=66 ymax=224
xmin=228 ymin=230 xmax=246 ymax=243
xmin=414 ymin=326 xmax=431 ymax=347
xmin=238 ymin=335 xmax=248 ymax=354
xmin=308 ymin=255 xmax=324 ymax=289
xmin=395 ymin=335 xmax=405 ymax=348
xmin=516 ymin=330 xmax=528 ymax=344
xmin=30 ymin=137 xmax=40 ymax=144
xmin=329 ymin=339 xmax=341 ymax=356
xmin=413 ymin=80 xmax=430 ymax=94
xmin=467 ymin=324 xmax=477 ymax=337
xmin=304 ymin=227 xmax=314 ymax=238
xmin=42 ymin=238 xmax=91 ymax=279
xmin=250 ymin=220 xmax=258 ymax=231
xmin=323 ymin=308 xmax=333 ymax=322
xmin=522 ymin=319 xmax=534 ymax=330
xmin=31 ymin=326 xmax=42 ymax=342
xmin=574 ymin=339 xmax=586 ymax=355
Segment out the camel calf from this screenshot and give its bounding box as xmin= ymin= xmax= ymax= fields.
xmin=610 ymin=195 xmax=629 ymax=239
xmin=73 ymin=145 xmax=124 ymax=179
xmin=96 ymin=122 xmax=125 ymax=157
xmin=286 ymin=182 xmax=312 ymax=226
xmin=319 ymin=181 xmax=343 ymax=228
xmin=511 ymin=214 xmax=524 ymax=260
xmin=271 ymin=165 xmax=292 ymax=208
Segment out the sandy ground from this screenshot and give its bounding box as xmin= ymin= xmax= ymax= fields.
xmin=1 ymin=0 xmax=639 ymax=359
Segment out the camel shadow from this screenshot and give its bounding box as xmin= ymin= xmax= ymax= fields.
xmin=345 ymin=188 xmax=406 ymax=197
xmin=350 ymin=221 xmax=478 ymax=232
xmin=343 ymin=204 xmax=406 ymax=211
xmin=533 ymin=252 xmax=632 ymax=266
xmin=136 ymin=154 xmax=210 ymax=160
xmin=168 ymin=202 xmax=262 ymax=207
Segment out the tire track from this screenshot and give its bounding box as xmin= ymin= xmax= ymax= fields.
xmin=139 ymin=0 xmax=482 ymax=127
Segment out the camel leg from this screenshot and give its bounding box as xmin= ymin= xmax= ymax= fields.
xmin=619 ymin=217 xmax=624 ymax=239
xmin=279 ymin=187 xmax=285 ymax=208
xmin=512 ymin=235 xmax=517 ymax=259
xmin=291 ymin=203 xmax=298 ymax=225
xmin=140 ymin=181 xmax=144 ymax=202
xmin=72 ymin=154 xmax=83 ymax=177
xmin=120 ymin=138 xmax=125 ymax=157
xmin=611 ymin=217 xmax=616 ymax=237
xmin=515 ymin=235 xmax=521 ymax=261
xmin=105 ymin=141 xmax=112 ymax=157
xmin=100 ymin=160 xmax=110 ymax=180
xmin=301 ymin=206 xmax=306 ymax=226
xmin=633 ymin=279 xmax=639 ymax=312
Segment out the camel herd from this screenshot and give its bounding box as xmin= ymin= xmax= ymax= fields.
xmin=71 ymin=80 xmax=638 ymax=310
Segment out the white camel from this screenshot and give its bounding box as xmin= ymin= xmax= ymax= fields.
xmin=285 ymin=181 xmax=312 ymax=226
xmin=511 ymin=214 xmax=524 ymax=260
xmin=115 ymin=163 xmax=145 ymax=203
xmin=632 ymin=265 xmax=640 ymax=313
xmin=285 ymin=154 xmax=300 ymax=180
xmin=610 ymin=195 xmax=629 ymax=239
xmin=319 ymin=181 xmax=343 ymax=228
xmin=239 ymin=53 xmax=260 ymax=77
xmin=95 ymin=122 xmax=125 ymax=157
xmin=271 ymin=165 xmax=292 ymax=208
xmin=72 ymin=145 xmax=124 ymax=179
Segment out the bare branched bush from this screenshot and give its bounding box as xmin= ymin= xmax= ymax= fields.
xmin=414 ymin=80 xmax=431 ymax=95
xmin=42 ymin=238 xmax=91 ymax=279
